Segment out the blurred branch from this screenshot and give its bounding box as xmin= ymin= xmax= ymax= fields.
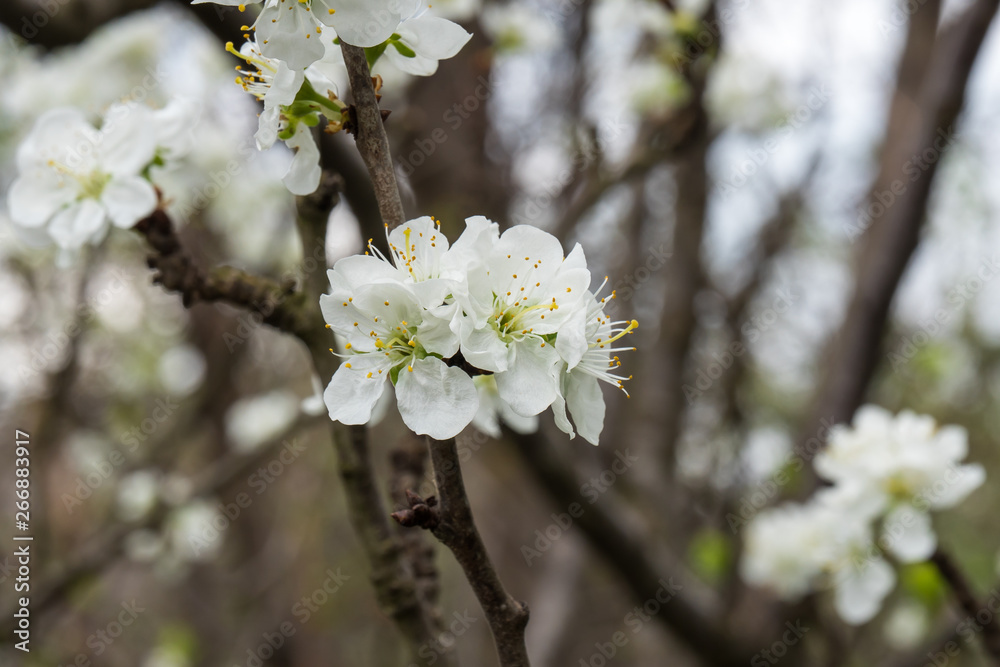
xmin=508 ymin=428 xmax=754 ymax=667
xmin=0 ymin=413 xmax=325 ymax=638
xmin=394 ymin=437 xmax=531 ymax=667
xmin=804 ymin=0 xmax=998 ymax=433
xmin=341 ymin=43 xmax=406 ymax=231
xmin=931 ymin=549 xmax=1000 ymax=661
xmin=389 ymin=434 xmax=450 ymax=650
xmin=293 ymin=181 xmax=447 ymax=663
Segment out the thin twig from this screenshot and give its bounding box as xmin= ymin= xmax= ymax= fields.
xmin=341 ymin=43 xmax=406 ymax=230
xmin=394 ymin=437 xmax=531 ymax=667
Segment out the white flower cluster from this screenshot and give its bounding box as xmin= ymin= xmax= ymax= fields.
xmin=206 ymin=0 xmax=471 ymax=193
xmin=320 ymin=217 xmax=637 ymax=442
xmin=7 ymin=100 xmax=196 ymax=253
xmin=742 ymin=406 xmax=985 ymax=625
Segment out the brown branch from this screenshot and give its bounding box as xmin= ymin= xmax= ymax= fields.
xmin=931 ymin=549 xmax=1000 ymax=661
xmin=133 ymin=208 xmax=314 ymax=337
xmin=341 ymin=43 xmax=406 ymax=230
xmin=0 ymin=413 xmax=325 ymax=638
xmin=508 ymin=428 xmax=753 ymax=667
xmin=389 ymin=434 xmax=448 ymax=637
xmin=803 ymin=0 xmax=998 ymax=433
xmin=394 ymin=437 xmax=531 ymax=667
xmin=293 ymin=181 xmax=446 ymax=662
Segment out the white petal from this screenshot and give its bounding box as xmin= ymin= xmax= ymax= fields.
xmin=282 ymin=125 xmax=321 ymax=196
xmin=931 ymin=463 xmax=986 ymax=508
xmin=566 ymin=373 xmax=605 ymax=445
xmin=461 ymin=328 xmax=509 ymax=373
xmin=255 ymin=3 xmax=326 ymax=70
xmin=329 ymin=254 xmax=401 ymax=288
xmin=17 ymin=107 xmax=99 ymax=173
xmin=324 ymin=356 xmax=388 ymax=425
xmin=555 ymin=304 xmax=588 ymax=369
xmin=396 ymin=356 xmax=478 ymax=439
xmin=494 ymin=339 xmax=559 ymax=417
xmin=48 ymin=200 xmax=108 ymax=250
xmin=7 ymin=170 xmax=76 ymax=227
xmin=551 ymin=384 xmax=575 ymax=440
xmin=102 ymin=176 xmax=157 ymax=228
xmin=99 ymin=103 xmax=157 ymax=176
xmin=396 ymin=16 xmax=472 ymax=60
xmin=934 ymin=424 xmax=969 ymax=460
xmin=265 ymin=62 xmax=304 ymax=109
xmin=416 ymin=313 xmax=460 ymax=358
xmin=191 ymin=0 xmax=252 ymax=5
xmin=883 ymin=506 xmax=936 ymax=563
xmin=255 ymin=106 xmax=281 ymax=150
xmin=834 ymin=557 xmax=895 ymax=626
xmin=383 ymin=48 xmax=440 ymax=76
xmin=153 ymin=97 xmax=201 ymax=157
xmin=316 ymin=0 xmax=403 ymax=47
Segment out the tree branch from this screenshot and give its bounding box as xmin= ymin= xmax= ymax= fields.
xmin=804 ymin=0 xmax=998 ymax=433
xmin=394 ymin=437 xmax=531 ymax=667
xmin=341 ymin=43 xmax=406 ymax=230
xmin=931 ymin=549 xmax=1000 ymax=661
xmin=293 ymin=180 xmax=446 ymax=663
xmin=508 ymin=428 xmax=753 ymax=667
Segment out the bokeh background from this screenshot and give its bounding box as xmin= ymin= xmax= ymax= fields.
xmin=1 ymin=0 xmax=1000 ymax=665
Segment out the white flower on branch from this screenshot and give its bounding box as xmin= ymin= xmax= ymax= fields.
xmin=7 ymin=102 xmax=189 ymax=252
xmin=225 ymin=37 xmax=346 ymax=195
xmin=192 ymin=0 xmax=407 ymax=68
xmin=816 ymin=405 xmax=985 ymax=562
xmin=320 ymin=217 xmax=637 ymax=444
xmin=741 ymin=406 xmax=986 ymax=626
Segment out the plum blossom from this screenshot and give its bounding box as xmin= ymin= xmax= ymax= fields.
xmin=225 ymin=37 xmax=346 ymax=194
xmin=320 ymin=241 xmax=478 ymax=439
xmin=551 ymin=284 xmax=637 ymax=445
xmin=741 ymin=406 xmax=986 ymax=626
xmin=320 ymin=216 xmax=637 ymax=444
xmin=192 ymin=0 xmax=407 ymax=68
xmin=456 ymin=224 xmax=593 ymax=418
xmin=8 ymin=104 xmax=166 ymax=251
xmin=815 ymin=405 xmax=985 ymax=562
xmin=741 ymin=487 xmax=895 ymax=625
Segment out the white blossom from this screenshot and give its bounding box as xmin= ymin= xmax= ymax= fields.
xmin=741 ymin=406 xmax=986 ymax=626
xmin=225 ymin=37 xmax=344 ymax=195
xmin=320 ymin=230 xmax=478 ymax=438
xmin=320 ymin=217 xmax=636 ymax=444
xmin=192 ymin=0 xmax=406 ymax=67
xmin=815 ymin=405 xmax=985 ymax=562
xmin=457 ymin=224 xmax=593 ymax=418
xmin=551 ymin=284 xmax=637 ymax=445
xmin=8 ymin=105 xmax=160 ymax=251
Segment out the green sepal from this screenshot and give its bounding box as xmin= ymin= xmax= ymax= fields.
xmin=391 ymin=40 xmax=416 ymax=58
